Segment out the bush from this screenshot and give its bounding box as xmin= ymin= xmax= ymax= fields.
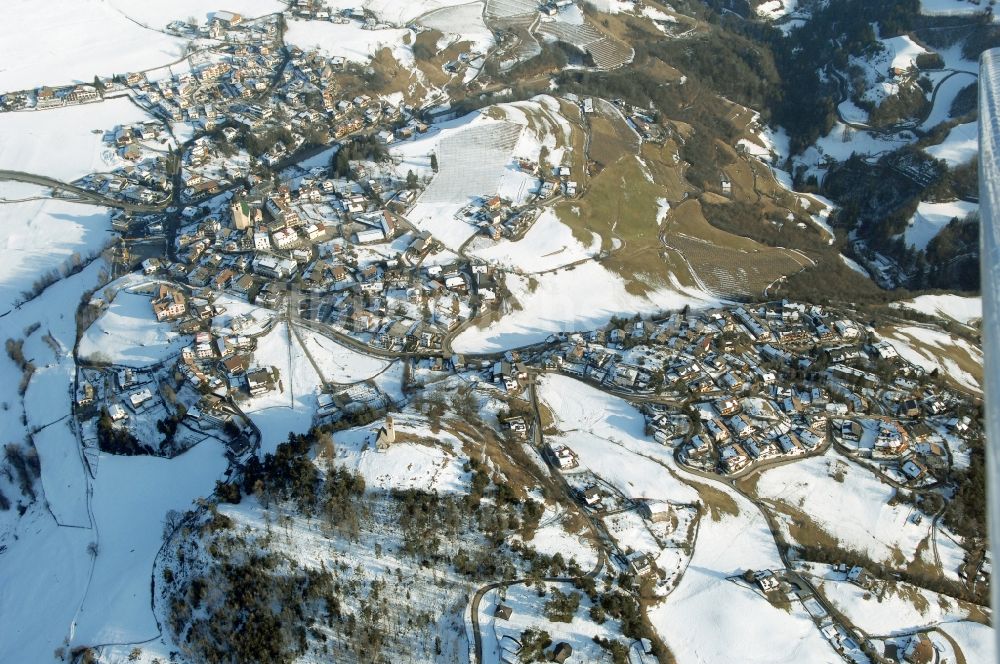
xmin=215 ymin=480 xmax=242 ymax=504
xmin=96 ymin=408 xmax=150 ymax=456
xmin=543 ymin=588 xmax=581 ymax=622
xmin=915 ymin=52 xmax=944 ymax=70
xmin=518 ymin=629 xmax=551 ymax=662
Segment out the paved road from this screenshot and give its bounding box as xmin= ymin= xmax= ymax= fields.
xmin=468 ymin=378 xmax=611 ymax=664
xmin=0 ymin=169 xmax=170 ymax=212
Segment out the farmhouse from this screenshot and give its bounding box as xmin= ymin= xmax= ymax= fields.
xmin=375 ymin=415 xmax=396 ymax=451
xmin=246 ymin=368 xmax=272 ymax=396
xmin=151 ymin=284 xmax=187 ymax=322
xmin=127 ymin=388 xmax=153 ymax=410
xmin=639 ymin=501 xmax=672 ymax=523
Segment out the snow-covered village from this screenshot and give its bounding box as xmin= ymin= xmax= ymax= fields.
xmin=0 ymin=0 xmax=997 ymax=663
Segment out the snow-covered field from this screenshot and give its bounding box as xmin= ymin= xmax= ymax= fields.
xmin=841 ymin=254 xmax=873 ymax=279
xmin=882 ymin=325 xmax=982 ymax=393
xmin=538 ymin=374 xmax=697 ymax=505
xmin=478 ymin=582 xmax=629 ymax=663
xmin=818 ymin=575 xmax=978 ymax=635
xmin=884 ymin=35 xmax=930 ymax=74
xmin=420 ymin=1 xmax=495 ymax=54
xmin=0 ymin=199 xmax=111 ymax=312
xmin=393 ymin=96 xmax=572 ymax=249
xmin=468 ymin=209 xmax=601 ymax=273
xmin=0 ymin=0 xmax=190 ymax=92
xmin=0 ymin=98 xmax=155 ymax=181
xmin=920 ymin=0 xmax=998 ymax=19
xmin=210 ymin=294 xmax=276 ymax=336
xmin=452 ymin=261 xmax=717 ymax=352
xmin=921 ymin=71 xmax=978 ymax=130
xmin=755 ymin=0 xmax=799 ymax=19
xmin=284 ymin=17 xmax=415 ymax=65
xmin=329 ymin=410 xmax=470 ymax=492
xmin=319 ymin=0 xmax=481 ymax=25
xmin=795 ymin=122 xmax=911 ymax=179
xmin=925 ymin=120 xmax=978 ymax=166
xmin=107 ymin=0 xmax=285 ymax=29
xmin=0 ymin=262 xmax=106 ymax=663
xmin=939 ymin=621 xmax=997 ymax=661
xmin=404 ymin=120 xmax=524 ymax=248
xmin=1 ymin=257 xmax=228 ymax=664
xmin=0 ymin=503 xmax=93 ymax=663
xmin=241 ymin=321 xmax=323 ymax=453
xmin=650 ymin=477 xmax=838 ymax=663
xmin=754 ymin=452 xmax=930 ymax=566
xmin=903 ymin=200 xmax=978 ymax=250
xmin=294 ymin=325 xmax=389 ymax=384
xmin=71 ymin=441 xmax=228 ymax=646
xmin=892 ymin=293 xmax=982 ymax=325
xmin=79 ymin=289 xmax=187 ymax=367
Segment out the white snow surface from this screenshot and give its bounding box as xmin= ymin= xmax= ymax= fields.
xmin=904 ymin=200 xmax=978 ymax=250
xmin=294 ymin=325 xmax=390 ymax=383
xmin=284 ymin=17 xmax=415 ymax=65
xmin=107 ymin=0 xmax=285 ymax=28
xmin=0 ymin=97 xmax=155 ymax=181
xmin=393 ymin=96 xmax=572 ymax=250
xmin=798 ymin=122 xmax=910 ymax=170
xmin=0 ymin=505 xmax=92 ymax=663
xmin=921 ymin=0 xmax=999 ymax=19
xmin=452 ymin=261 xmax=718 ymax=352
xmin=883 ymin=325 xmax=982 ymax=393
xmin=755 ymin=453 xmax=930 ymax=566
xmin=468 ymin=209 xmax=601 ymax=273
xmin=892 ymin=294 xmax=982 ymax=324
xmin=939 ymin=621 xmax=997 ymax=662
xmin=72 ymin=442 xmax=228 ymax=646
xmin=925 ymin=120 xmax=979 ymax=166
xmin=402 ymin=120 xmax=524 ymax=249
xmin=0 ymin=0 xmax=191 ymax=92
xmin=921 ymin=71 xmax=978 ymax=130
xmin=0 ymin=259 xmax=223 ymax=664
xmin=841 ymin=254 xmax=873 ymax=279
xmin=756 ymin=0 xmax=799 ymax=19
xmin=242 ymin=321 xmax=324 ymax=454
xmin=321 ymin=0 xmax=481 ymax=25
xmin=651 ymin=476 xmax=837 ymax=663
xmin=884 ymin=35 xmax=930 ymax=73
xmin=0 ymin=199 xmax=111 ymax=312
xmin=331 ymin=411 xmax=470 ymax=492
xmin=419 ymin=2 xmax=495 ymax=54
xmin=79 ymin=289 xmax=186 ymax=367
xmin=538 ymin=374 xmax=698 ymax=504
xmin=819 ymin=577 xmax=976 ymax=635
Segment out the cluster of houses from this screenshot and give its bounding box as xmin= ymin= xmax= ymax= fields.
xmin=522 ymin=301 xmax=978 ymax=486
xmin=5 ymin=7 xmax=427 ymax=216
xmin=0 ymin=81 xmax=115 ymax=112
xmin=463 ymin=194 xmax=537 ymax=242
xmin=76 ymin=358 xmax=252 ymax=458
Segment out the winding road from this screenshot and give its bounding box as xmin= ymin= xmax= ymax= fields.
xmin=0 ymin=169 xmax=171 ymax=212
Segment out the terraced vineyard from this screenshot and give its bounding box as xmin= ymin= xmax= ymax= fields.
xmin=485 ymin=0 xmax=542 ymax=68
xmin=536 ymin=17 xmax=633 ymax=70
xmin=485 ymin=0 xmax=538 ymax=22
xmin=666 ymin=233 xmax=815 ymax=299
xmin=486 ymin=0 xmax=632 ymax=71
xmin=419 ymin=122 xmax=524 ymax=204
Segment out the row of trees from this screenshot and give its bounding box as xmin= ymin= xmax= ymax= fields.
xmin=331 ymin=135 xmax=389 ymax=177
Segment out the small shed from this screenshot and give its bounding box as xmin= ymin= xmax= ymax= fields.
xmin=551 ymin=642 xmax=573 ymax=663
